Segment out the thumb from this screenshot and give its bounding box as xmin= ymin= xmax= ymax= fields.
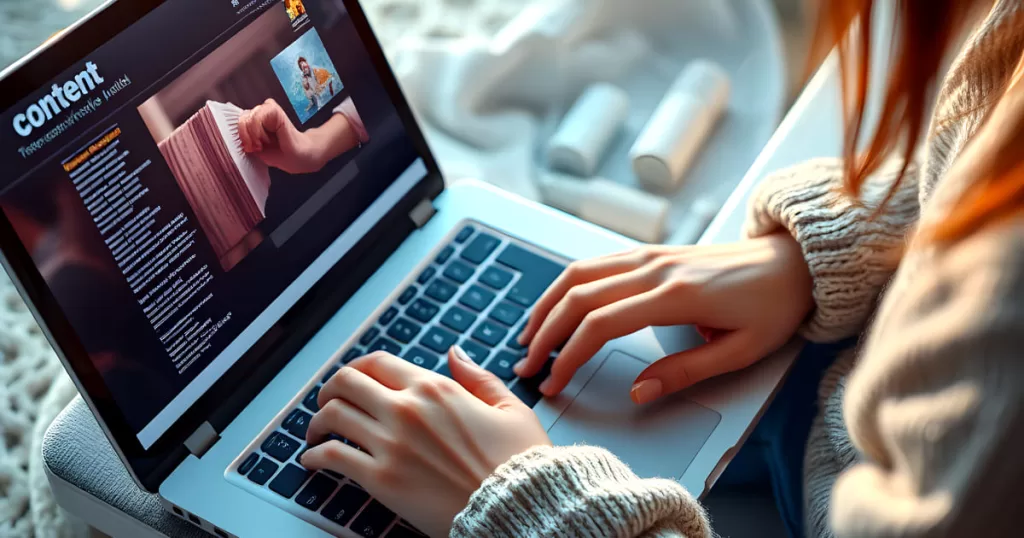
xmin=257 ymin=98 xmax=289 ymax=134
xmin=447 ymin=346 xmax=518 ymax=408
xmin=631 ymin=330 xmax=760 ymax=405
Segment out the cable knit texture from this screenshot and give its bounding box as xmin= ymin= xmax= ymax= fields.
xmin=455 ymin=1 xmax=1024 ymax=536
xmin=452 ymin=446 xmax=708 ymax=538
xmin=744 ymin=158 xmax=919 ymax=342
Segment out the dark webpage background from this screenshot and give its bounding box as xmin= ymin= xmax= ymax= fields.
xmin=0 ymin=0 xmax=419 ymax=432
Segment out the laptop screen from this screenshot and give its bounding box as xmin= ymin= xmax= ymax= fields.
xmin=0 ymin=0 xmax=428 ymax=448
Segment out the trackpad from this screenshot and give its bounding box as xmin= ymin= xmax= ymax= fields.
xmin=547 ymin=351 xmax=721 ymax=480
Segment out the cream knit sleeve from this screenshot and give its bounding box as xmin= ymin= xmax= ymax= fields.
xmin=830 ymin=220 xmax=1024 ymax=537
xmin=744 ymin=158 xmax=920 ymax=342
xmin=451 ymin=445 xmax=710 ymax=538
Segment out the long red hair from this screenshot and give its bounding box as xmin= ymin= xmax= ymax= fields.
xmin=811 ymin=0 xmax=1024 ymax=243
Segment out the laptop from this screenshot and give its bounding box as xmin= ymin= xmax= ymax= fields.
xmin=0 ymin=1 xmax=784 ymax=536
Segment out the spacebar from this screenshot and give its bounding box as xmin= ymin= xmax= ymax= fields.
xmin=496 ymin=244 xmax=566 ymax=307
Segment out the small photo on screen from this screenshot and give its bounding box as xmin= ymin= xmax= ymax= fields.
xmin=284 ymin=0 xmax=307 ymax=22
xmin=271 ymin=28 xmax=342 ymax=124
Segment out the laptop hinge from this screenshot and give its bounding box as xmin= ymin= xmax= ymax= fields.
xmin=408 ymin=197 xmax=436 ymax=228
xmin=184 ymin=421 xmax=220 ymax=458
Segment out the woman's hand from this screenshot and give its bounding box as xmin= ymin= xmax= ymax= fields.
xmin=516 ymin=233 xmax=814 ymax=404
xmin=238 ymin=98 xmax=362 ymax=175
xmin=301 ymin=347 xmax=551 ymax=538
xmin=239 ymin=98 xmax=323 ymax=174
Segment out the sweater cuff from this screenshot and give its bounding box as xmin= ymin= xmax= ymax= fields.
xmin=451 ymin=445 xmax=709 ymax=538
xmin=744 ymin=158 xmax=919 ymax=342
xmin=332 ymin=97 xmax=370 ymax=144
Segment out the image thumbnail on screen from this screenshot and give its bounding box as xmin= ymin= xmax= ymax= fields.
xmin=271 ymin=28 xmax=342 ymax=124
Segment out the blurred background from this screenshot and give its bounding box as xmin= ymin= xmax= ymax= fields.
xmin=0 ymin=0 xmax=816 ymax=105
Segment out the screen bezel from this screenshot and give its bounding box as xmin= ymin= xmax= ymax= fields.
xmin=0 ymin=0 xmax=445 ymax=491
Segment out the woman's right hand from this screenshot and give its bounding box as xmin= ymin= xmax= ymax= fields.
xmin=516 ymin=233 xmax=814 ymax=404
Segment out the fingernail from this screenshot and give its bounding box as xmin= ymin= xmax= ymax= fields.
xmin=539 ymin=378 xmax=553 ymax=395
xmin=517 ymin=332 xmax=530 ymax=346
xmin=513 ymin=359 xmax=526 ymax=375
xmin=451 ymin=345 xmax=473 ymax=364
xmin=630 ymin=379 xmax=663 ymax=405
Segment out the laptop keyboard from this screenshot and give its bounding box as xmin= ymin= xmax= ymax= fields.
xmin=235 ymin=224 xmax=565 ymax=537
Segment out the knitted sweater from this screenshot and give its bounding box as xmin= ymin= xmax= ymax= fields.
xmin=452 ymin=2 xmax=1024 ymax=536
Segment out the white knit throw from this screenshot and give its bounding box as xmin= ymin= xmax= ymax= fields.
xmin=0 ymin=1 xmax=526 ymax=536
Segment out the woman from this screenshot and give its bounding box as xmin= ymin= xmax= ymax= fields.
xmin=301 ymin=1 xmax=1024 ymax=536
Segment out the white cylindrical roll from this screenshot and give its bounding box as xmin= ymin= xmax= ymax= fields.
xmin=629 ymin=60 xmax=731 ymax=191
xmin=670 ymin=197 xmax=721 ymax=245
xmin=539 ymin=171 xmax=670 ymax=243
xmin=546 ymin=83 xmax=630 ymax=177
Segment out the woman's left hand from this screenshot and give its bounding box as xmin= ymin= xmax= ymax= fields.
xmin=301 ymin=347 xmax=551 ymax=538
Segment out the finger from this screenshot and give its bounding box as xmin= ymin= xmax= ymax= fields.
xmin=518 ymin=267 xmax=657 ymax=378
xmin=244 ymin=106 xmax=266 ymax=152
xmin=237 ymin=111 xmax=255 ymax=152
xmin=632 ymin=329 xmax=759 ymax=404
xmin=346 ymin=351 xmax=424 ymax=390
xmin=319 ymin=364 xmax=394 ymax=418
xmin=520 ymin=250 xmax=652 ymax=345
xmin=301 ymin=439 xmax=375 ymax=484
xmin=306 ymin=398 xmax=384 ymax=449
xmin=259 ymin=98 xmax=288 ymax=134
xmin=540 ymin=287 xmax=691 ymax=396
xmin=447 ymin=346 xmax=519 ymax=409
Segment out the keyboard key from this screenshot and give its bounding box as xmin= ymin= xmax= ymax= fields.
xmin=507 ymin=327 xmax=526 ymax=351
xmin=247 ymin=457 xmax=278 ymax=485
xmin=487 ymin=350 xmax=519 ymax=381
xmin=459 ymin=340 xmax=490 ymax=364
xmin=386 ymin=318 xmax=422 ymax=344
xmin=461 ymin=233 xmax=501 ymax=264
xmin=459 ymin=285 xmax=496 ymax=312
xmin=489 ymin=302 xmax=524 ymax=326
xmin=296 ymin=444 xmax=314 ymax=467
xmin=424 ymin=279 xmax=458 ymax=303
xmin=479 ymin=266 xmax=513 ymax=290
xmin=442 ymin=260 xmax=474 ymax=283
xmin=269 ymin=464 xmax=311 ymax=498
xmin=497 ymin=244 xmax=566 ymax=306
xmin=417 ymin=266 xmax=436 ymax=285
xmin=406 ymin=299 xmax=440 ymax=323
xmin=404 ymin=347 xmax=440 ymax=370
xmin=342 ymin=348 xmax=364 ymax=364
xmin=511 ymin=381 xmax=542 ymax=408
xmin=303 ymin=386 xmax=322 ymax=412
xmin=393 ymin=522 xmax=428 ymax=537
xmin=454 ymin=225 xmax=475 ymax=243
xmin=511 ymin=355 xmax=555 ymax=407
xmin=283 ymin=409 xmax=313 ymax=439
xmin=440 ymin=306 xmax=476 ymax=333
xmin=472 ymin=321 xmax=508 ymax=347
xmin=321 ymin=484 xmax=370 ymax=527
xmin=359 ymin=328 xmax=380 ymax=347
xmin=435 ymin=362 xmax=453 ymax=378
xmin=351 ymin=499 xmax=397 ymax=537
xmin=238 ymin=453 xmax=260 ymax=475
xmin=295 ymin=473 xmax=338 ymax=511
xmin=368 ymin=337 xmax=402 ymax=355
xmin=378 ymin=307 xmax=398 ymax=327
xmin=397 ymin=286 xmax=417 ymax=305
xmin=262 ymin=431 xmax=301 ymax=462
xmin=322 ymin=366 xmax=340 ymax=384
xmin=421 ymin=326 xmax=458 ymax=353
xmin=435 ymin=245 xmax=455 ymax=264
